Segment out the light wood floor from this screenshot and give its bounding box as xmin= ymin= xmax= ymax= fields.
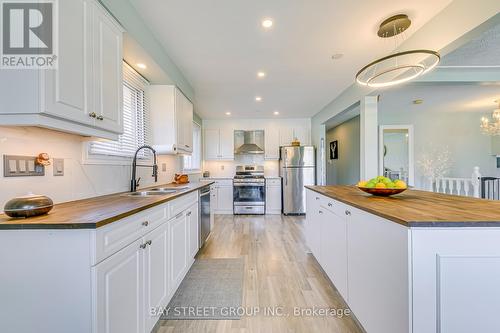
xmin=158 ymin=214 xmax=364 ymax=333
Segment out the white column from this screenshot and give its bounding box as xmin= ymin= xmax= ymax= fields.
xmin=360 ymin=96 xmax=378 ymax=181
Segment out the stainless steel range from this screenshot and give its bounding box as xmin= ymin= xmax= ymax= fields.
xmin=233 ymin=165 xmax=265 ymax=215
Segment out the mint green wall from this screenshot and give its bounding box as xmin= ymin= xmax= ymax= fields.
xmin=100 ymin=0 xmax=194 ymax=101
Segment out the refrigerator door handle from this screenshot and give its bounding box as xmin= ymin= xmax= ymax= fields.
xmin=284 ymin=168 xmax=288 ymax=186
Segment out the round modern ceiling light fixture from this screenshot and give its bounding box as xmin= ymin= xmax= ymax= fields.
xmin=262 ymin=18 xmax=273 ymax=29
xmin=356 ymin=14 xmax=440 ymax=88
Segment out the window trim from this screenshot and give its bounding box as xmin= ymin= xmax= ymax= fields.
xmin=82 ymin=62 xmax=150 ymax=166
xmin=182 ymin=121 xmax=202 ymax=173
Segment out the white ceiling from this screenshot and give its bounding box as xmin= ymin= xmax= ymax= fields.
xmin=129 ymin=0 xmax=452 ymax=119
xmin=440 ymin=23 xmax=500 ymax=67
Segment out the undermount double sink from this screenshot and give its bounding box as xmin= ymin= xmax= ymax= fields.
xmin=126 ymin=186 xmax=190 ymax=197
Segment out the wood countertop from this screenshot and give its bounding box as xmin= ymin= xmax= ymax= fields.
xmin=306 ymin=185 xmax=500 ymax=227
xmin=0 ymin=182 xmax=213 ymax=230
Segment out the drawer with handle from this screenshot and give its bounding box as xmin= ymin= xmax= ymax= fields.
xmin=93 ymin=202 xmax=168 ymax=265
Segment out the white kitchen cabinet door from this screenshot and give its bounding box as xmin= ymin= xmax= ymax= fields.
xmin=92 ymin=1 xmax=123 ymax=134
xmin=93 ymin=238 xmax=144 ymax=333
xmin=186 ymin=203 xmax=199 ymax=262
xmin=169 ymin=212 xmax=188 ymax=292
xmin=265 ymin=185 xmax=282 ymax=214
xmin=217 ymin=186 xmax=234 ymax=213
xmin=219 ymin=128 xmax=235 ymax=160
xmin=279 ymin=128 xmax=294 ymax=146
xmin=265 ymin=129 xmax=280 ymax=160
xmin=347 ymin=207 xmax=409 ymax=333
xmin=143 ymin=223 xmax=169 ymax=333
xmin=319 ymin=207 xmax=348 ymax=300
xmin=305 ymin=191 xmax=322 ymax=262
xmin=204 ymin=129 xmax=220 ymax=160
xmin=43 ymin=0 xmax=92 ymax=126
xmin=175 ymin=89 xmax=193 ymax=153
xmin=293 ymin=127 xmax=309 ymax=145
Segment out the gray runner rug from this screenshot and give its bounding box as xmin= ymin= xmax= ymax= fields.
xmin=161 ymin=258 xmax=244 ymax=320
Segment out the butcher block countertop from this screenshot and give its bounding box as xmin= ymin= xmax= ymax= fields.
xmin=0 ymin=182 xmax=213 ymax=230
xmin=306 ymin=185 xmax=500 ymax=227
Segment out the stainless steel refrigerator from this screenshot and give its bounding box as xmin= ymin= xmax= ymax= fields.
xmin=279 ymin=146 xmax=316 ymax=215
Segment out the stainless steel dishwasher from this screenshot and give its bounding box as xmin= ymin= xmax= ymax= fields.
xmin=199 ymin=186 xmax=211 ymax=248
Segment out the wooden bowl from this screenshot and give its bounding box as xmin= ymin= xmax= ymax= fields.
xmin=357 ymin=186 xmax=407 ymax=196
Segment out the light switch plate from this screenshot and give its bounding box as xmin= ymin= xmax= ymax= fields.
xmin=53 ymin=158 xmax=64 ymax=176
xmin=3 ymin=155 xmax=45 ymax=177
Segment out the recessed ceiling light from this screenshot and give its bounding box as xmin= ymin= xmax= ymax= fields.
xmin=255 ymin=96 xmax=262 ymax=102
xmin=225 ymin=112 xmax=231 ymax=116
xmin=136 ymin=63 xmax=147 ymax=69
xmin=331 ymin=54 xmax=344 ymax=60
xmin=413 ymin=99 xmax=423 ymax=105
xmin=257 ymin=71 xmax=266 ymax=78
xmin=273 ymin=111 xmax=279 ymax=115
xmin=262 ymin=19 xmax=273 ymax=29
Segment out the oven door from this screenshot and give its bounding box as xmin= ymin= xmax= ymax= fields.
xmin=233 ymin=183 xmax=265 ymax=205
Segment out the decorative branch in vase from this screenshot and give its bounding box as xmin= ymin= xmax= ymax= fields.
xmin=417 ymin=145 xmax=452 ymax=191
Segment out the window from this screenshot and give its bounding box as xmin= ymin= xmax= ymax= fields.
xmin=182 ymin=122 xmax=202 ymax=172
xmin=87 ymin=62 xmax=150 ymax=162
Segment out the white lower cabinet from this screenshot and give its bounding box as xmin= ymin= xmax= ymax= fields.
xmin=318 ymin=207 xmax=348 ymax=300
xmin=306 ymin=189 xmax=408 ymax=333
xmin=265 ymin=179 xmax=282 ymax=214
xmin=209 ymin=180 xmax=233 ymax=214
xmin=94 ymin=238 xmax=144 ymax=333
xmin=170 ymin=211 xmax=188 ymax=292
xmin=93 ymin=193 xmax=199 ymax=333
xmin=187 ymin=203 xmax=199 ymax=261
xmin=144 ymin=223 xmax=170 ymax=333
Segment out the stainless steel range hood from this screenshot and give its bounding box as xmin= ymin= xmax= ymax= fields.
xmin=234 ymin=130 xmax=264 ymax=155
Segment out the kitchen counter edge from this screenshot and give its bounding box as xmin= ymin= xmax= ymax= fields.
xmin=0 ymin=182 xmax=214 ymax=230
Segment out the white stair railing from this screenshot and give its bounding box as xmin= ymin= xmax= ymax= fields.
xmin=429 ymin=166 xmax=481 ymax=198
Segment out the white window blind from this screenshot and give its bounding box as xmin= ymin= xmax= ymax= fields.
xmin=183 ymin=122 xmax=202 ymax=172
xmin=88 ymin=62 xmax=150 ymax=159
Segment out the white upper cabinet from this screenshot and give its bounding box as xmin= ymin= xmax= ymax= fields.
xmin=264 ymin=128 xmax=280 ymax=160
xmin=0 ymin=0 xmax=124 ymax=140
xmin=92 ymin=2 xmax=123 ymax=133
xmin=204 ymin=127 xmax=234 ymax=160
xmin=148 ymin=85 xmax=194 ymax=155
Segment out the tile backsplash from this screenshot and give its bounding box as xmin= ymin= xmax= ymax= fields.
xmin=0 ymin=126 xmax=189 ymax=212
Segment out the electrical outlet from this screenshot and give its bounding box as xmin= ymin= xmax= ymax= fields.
xmin=162 ymin=163 xmax=167 ymax=172
xmin=220 ymin=165 xmax=224 ymax=171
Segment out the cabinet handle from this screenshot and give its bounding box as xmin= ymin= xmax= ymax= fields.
xmin=88 ymin=112 xmax=96 ymax=118
xmin=187 ymin=211 xmax=192 ymax=216
xmin=146 ymin=240 xmax=152 ymax=246
xmin=345 ymin=210 xmax=351 ymax=216
xmin=140 ymin=243 xmax=147 ymax=249
xmin=96 ymin=115 xmax=104 ymax=121
xmin=319 ymin=210 xmax=323 ymax=214
xmin=315 ymin=197 xmax=319 ymax=200
xmin=328 ymin=202 xmax=332 ymax=207
xmin=142 ymin=221 xmax=149 ymax=226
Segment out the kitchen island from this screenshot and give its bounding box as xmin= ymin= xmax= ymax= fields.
xmin=0 ymin=181 xmax=213 ymax=333
xmin=305 ymin=185 xmax=500 ymax=333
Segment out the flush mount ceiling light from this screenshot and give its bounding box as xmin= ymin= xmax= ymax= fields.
xmin=356 ymin=14 xmax=440 ymax=88
xmin=273 ymin=111 xmax=279 ymax=115
xmin=255 ymin=96 xmax=262 ymax=102
xmin=257 ymin=71 xmax=266 ymax=78
xmin=480 ymin=100 xmax=500 ymax=136
xmin=225 ymin=111 xmax=231 ymax=116
xmin=262 ymin=18 xmax=273 ymax=29
xmin=136 ymin=63 xmax=147 ymax=69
